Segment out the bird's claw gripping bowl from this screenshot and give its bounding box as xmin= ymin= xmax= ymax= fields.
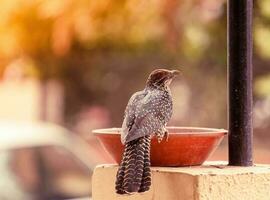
xmin=93 ymin=127 xmax=227 ymax=167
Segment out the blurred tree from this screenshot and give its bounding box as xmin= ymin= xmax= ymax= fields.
xmin=0 ymin=0 xmax=268 ymax=129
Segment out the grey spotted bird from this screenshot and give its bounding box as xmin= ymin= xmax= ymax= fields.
xmin=115 ymin=69 xmax=180 ymax=194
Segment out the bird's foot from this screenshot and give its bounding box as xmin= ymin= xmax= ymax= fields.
xmin=164 ymin=130 xmax=169 ymax=142
xmin=156 ymin=129 xmax=169 ymax=143
xmin=157 ymin=136 xmax=162 ymax=143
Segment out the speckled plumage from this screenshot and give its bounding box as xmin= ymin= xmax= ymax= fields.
xmin=121 ymin=86 xmax=172 ymax=143
xmin=115 ymin=69 xmax=179 ymax=194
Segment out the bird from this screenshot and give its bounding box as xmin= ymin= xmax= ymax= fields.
xmin=115 ymin=69 xmax=180 ymax=194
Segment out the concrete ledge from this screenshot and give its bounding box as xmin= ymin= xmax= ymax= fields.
xmin=92 ymin=162 xmax=270 ymax=200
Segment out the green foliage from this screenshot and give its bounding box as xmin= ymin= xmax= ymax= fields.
xmin=255 ymin=74 xmax=270 ymax=97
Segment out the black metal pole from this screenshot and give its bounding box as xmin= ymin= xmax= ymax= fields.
xmin=228 ymin=0 xmax=253 ymax=166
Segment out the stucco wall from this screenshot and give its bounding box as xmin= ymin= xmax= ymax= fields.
xmin=92 ymin=162 xmax=270 ymax=200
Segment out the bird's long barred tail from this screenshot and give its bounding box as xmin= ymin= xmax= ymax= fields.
xmin=138 ymin=136 xmax=151 ymax=193
xmin=115 ymin=136 xmax=151 ymax=194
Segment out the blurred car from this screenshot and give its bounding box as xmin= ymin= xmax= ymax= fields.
xmin=0 ymin=121 xmax=96 ymax=200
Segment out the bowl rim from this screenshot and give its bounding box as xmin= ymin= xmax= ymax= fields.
xmin=92 ymin=126 xmax=228 ymax=136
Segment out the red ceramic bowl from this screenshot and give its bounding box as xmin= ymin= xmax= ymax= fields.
xmin=93 ymin=127 xmax=227 ymax=167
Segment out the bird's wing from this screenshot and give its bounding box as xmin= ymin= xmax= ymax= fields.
xmin=121 ymin=90 xmax=165 ymax=144
xmin=121 ymin=90 xmax=147 ymax=144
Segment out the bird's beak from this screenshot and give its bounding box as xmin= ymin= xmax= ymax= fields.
xmin=170 ymin=70 xmax=181 ymax=78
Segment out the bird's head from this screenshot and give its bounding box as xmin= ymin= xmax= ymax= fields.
xmin=146 ymin=69 xmax=181 ymax=88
